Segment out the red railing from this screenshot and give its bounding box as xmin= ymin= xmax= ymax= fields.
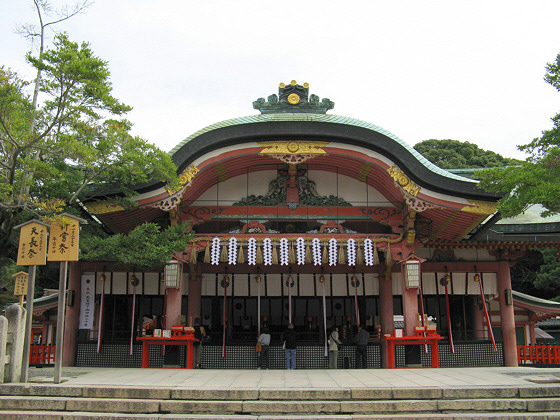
xmin=518 ymin=345 xmax=560 ymax=365
xmin=29 ymin=345 xmax=56 ymax=365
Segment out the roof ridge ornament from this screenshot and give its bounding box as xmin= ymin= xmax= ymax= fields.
xmin=253 ymin=80 xmax=334 ymax=114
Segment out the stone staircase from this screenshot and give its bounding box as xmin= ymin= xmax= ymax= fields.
xmin=1 ymin=383 xmax=560 ymax=419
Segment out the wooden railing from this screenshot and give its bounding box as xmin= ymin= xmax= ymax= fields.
xmin=518 ymin=345 xmax=560 ymax=365
xmin=29 ymin=345 xmax=56 ymax=365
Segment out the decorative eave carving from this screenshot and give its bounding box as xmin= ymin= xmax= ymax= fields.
xmin=386 ymin=164 xmax=435 ymax=212
xmin=152 ymin=186 xmax=187 ymax=212
xmin=166 ymin=164 xmax=200 ymax=196
xmin=387 ymin=165 xmax=421 ymax=197
xmin=85 ymin=202 xmax=125 ymax=215
xmin=259 ymin=141 xmax=328 ymax=164
xmin=488 ymin=248 xmax=526 ymax=261
xmin=253 ymin=80 xmax=334 ymax=114
xmin=461 ymin=199 xmax=498 ymax=215
xmin=404 ymin=195 xmax=436 ymax=212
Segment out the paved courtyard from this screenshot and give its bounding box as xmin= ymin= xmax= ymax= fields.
xmin=26 ymin=366 xmax=560 ymax=389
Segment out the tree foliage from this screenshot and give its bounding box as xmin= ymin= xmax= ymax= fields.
xmin=477 ymin=52 xmax=560 ymax=218
xmin=0 ymin=29 xmax=178 ymax=260
xmin=80 ymin=223 xmax=193 ymax=272
xmin=414 ymin=139 xmax=521 ymax=169
xmin=533 ymin=248 xmax=560 ymax=301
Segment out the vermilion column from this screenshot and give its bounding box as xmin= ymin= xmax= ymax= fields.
xmin=497 ymin=260 xmax=518 ymax=366
xmin=63 ymin=261 xmax=81 ymax=366
xmin=473 ymin=299 xmax=485 ymax=340
xmin=165 ymin=271 xmax=184 ymax=329
xmin=379 ymin=270 xmax=394 ymax=368
xmin=529 ymin=323 xmax=536 ymax=345
xmin=187 ymin=265 xmax=202 ymax=326
xmin=402 ymin=284 xmax=419 ymax=337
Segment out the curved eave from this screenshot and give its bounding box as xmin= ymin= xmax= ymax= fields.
xmin=512 ymin=290 xmax=560 ymax=317
xmin=170 ymin=116 xmax=500 ymax=202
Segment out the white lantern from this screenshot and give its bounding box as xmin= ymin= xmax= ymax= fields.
xmin=164 ymin=260 xmax=181 ymax=288
xmin=403 ymin=260 xmax=421 ymax=288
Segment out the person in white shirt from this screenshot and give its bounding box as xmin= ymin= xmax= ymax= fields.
xmin=328 ymin=327 xmax=342 ymax=369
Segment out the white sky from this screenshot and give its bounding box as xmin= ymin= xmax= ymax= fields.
xmin=2 ymin=0 xmax=560 ymax=160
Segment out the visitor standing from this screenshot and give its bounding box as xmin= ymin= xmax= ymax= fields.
xmin=354 ymin=325 xmax=369 ymax=368
xmin=328 ymin=327 xmax=342 ymax=369
xmin=282 ymin=323 xmax=297 ymax=369
xmin=257 ymin=327 xmax=271 ymax=369
xmin=193 ymin=318 xmax=206 ymax=368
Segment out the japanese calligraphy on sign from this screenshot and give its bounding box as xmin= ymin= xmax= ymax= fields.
xmin=79 ymin=275 xmax=94 ymax=329
xmin=16 ymin=220 xmax=48 ymax=266
xmin=12 ymin=272 xmax=29 ymax=296
xmin=48 ymin=215 xmax=81 ymax=261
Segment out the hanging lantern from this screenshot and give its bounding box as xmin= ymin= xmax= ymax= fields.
xmin=130 ymin=274 xmax=140 ymax=287
xmin=401 ymin=253 xmax=425 ymax=288
xmin=439 ymin=273 xmax=451 ymax=286
xmin=164 ymin=260 xmax=181 ymax=288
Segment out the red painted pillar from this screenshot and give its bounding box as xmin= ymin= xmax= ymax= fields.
xmin=529 ymin=323 xmax=536 ymax=345
xmin=379 ymin=270 xmax=394 ymax=368
xmin=497 ymin=261 xmax=518 ymax=366
xmin=473 ymin=299 xmax=485 ymax=340
xmin=187 ymin=265 xmax=202 ymax=326
xmin=401 ymin=284 xmax=418 ymax=337
xmin=165 ymin=270 xmax=184 ymax=329
xmin=63 ymin=262 xmax=81 ymax=366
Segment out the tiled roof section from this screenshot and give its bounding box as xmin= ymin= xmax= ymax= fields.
xmin=537 ymin=317 xmax=560 ymax=328
xmin=512 ymin=290 xmax=560 ymax=312
xmin=498 ymin=204 xmax=560 ymax=225
xmin=426 ymin=239 xmax=560 ymax=249
xmin=169 ymin=113 xmax=476 ymax=184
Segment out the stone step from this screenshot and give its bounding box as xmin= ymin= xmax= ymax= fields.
xmin=1 ymin=395 xmax=560 ymax=415
xmin=1 ymin=384 xmax=560 ymax=400
xmin=2 ymin=411 xmax=560 ymax=419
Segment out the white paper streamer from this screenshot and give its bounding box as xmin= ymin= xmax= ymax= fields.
xmin=312 ymin=238 xmax=322 ymax=266
xmin=279 ymin=238 xmax=289 ymax=266
xmin=347 ymin=238 xmax=356 ymax=266
xmin=211 ymin=237 xmax=221 ymax=265
xmin=263 ymin=238 xmax=272 ymax=266
xmin=296 ymin=237 xmax=305 ymax=265
xmin=228 ymin=237 xmax=237 ymax=265
xmin=364 ymin=238 xmax=374 ymax=266
xmin=247 ymin=238 xmax=257 ymax=265
xmin=328 ymin=238 xmax=338 ymax=266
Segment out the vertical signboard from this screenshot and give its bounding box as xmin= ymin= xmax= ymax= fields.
xmin=48 ymin=213 xmax=85 ymax=384
xmin=13 ymin=272 xmax=29 ymax=296
xmin=16 ymin=221 xmax=47 ymax=266
xmin=14 ymin=219 xmax=48 ymax=383
xmin=48 ymin=216 xmax=80 ymax=261
xmin=79 ymin=275 xmax=94 ymax=330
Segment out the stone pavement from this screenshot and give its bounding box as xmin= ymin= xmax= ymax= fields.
xmin=26 ymin=366 xmax=560 ymax=389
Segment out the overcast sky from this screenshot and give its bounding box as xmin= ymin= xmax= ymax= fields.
xmin=2 ymin=0 xmax=560 ymax=160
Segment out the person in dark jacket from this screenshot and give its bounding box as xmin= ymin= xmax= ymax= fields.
xmin=354 ymin=325 xmax=369 ymax=368
xmin=257 ymin=327 xmax=271 ymax=369
xmin=193 ymin=318 xmax=206 ymax=368
xmin=282 ymin=323 xmax=297 ymax=369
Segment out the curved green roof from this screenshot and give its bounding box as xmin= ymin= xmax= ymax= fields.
xmin=169 ymin=113 xmax=477 ymax=185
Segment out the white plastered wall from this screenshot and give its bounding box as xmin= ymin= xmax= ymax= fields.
xmin=191 ymin=170 xmax=394 ymax=207
xmin=200 ymin=272 xmax=380 ymax=297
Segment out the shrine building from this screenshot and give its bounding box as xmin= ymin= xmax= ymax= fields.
xmin=56 ymin=81 xmax=560 ymax=369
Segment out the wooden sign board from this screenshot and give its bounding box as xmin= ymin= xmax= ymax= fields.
xmin=12 ymin=271 xmax=29 ymax=296
xmin=16 ymin=221 xmax=47 ymax=266
xmin=48 ymin=216 xmax=80 ymax=261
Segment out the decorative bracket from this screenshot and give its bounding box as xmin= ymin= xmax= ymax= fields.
xmin=258 ymin=141 xmax=328 ymax=164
